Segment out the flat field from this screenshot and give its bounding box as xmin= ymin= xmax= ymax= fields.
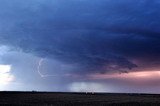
xmin=0 ymin=92 xmax=160 ymax=106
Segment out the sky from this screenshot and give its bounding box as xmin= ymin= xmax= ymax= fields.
xmin=0 ymin=0 xmax=160 ymax=93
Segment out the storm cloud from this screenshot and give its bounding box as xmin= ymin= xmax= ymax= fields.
xmin=0 ymin=0 xmax=160 ymax=75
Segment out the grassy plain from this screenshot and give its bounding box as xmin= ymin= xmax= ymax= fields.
xmin=0 ymin=92 xmax=160 ymax=106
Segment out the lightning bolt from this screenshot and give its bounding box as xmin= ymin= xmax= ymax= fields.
xmin=37 ymin=58 xmax=70 ymax=78
xmin=37 ymin=58 xmax=45 ymax=77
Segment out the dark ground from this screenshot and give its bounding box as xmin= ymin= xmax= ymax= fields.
xmin=0 ymin=92 xmax=160 ymax=106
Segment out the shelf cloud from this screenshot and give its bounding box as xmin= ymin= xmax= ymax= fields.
xmin=1 ymin=0 xmax=160 ymax=92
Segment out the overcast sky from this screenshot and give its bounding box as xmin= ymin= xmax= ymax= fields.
xmin=1 ymin=0 xmax=160 ymax=93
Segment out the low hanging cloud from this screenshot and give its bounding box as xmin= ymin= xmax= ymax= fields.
xmin=0 ymin=0 xmax=160 ymax=74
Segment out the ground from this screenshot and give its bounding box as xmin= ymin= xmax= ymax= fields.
xmin=0 ymin=92 xmax=160 ymax=106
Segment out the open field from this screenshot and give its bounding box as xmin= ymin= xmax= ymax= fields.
xmin=0 ymin=92 xmax=160 ymax=106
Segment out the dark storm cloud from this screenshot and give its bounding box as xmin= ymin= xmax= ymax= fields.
xmin=0 ymin=0 xmax=160 ymax=74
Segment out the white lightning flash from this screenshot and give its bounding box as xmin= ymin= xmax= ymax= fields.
xmin=37 ymin=58 xmax=70 ymax=78
xmin=37 ymin=58 xmax=45 ymax=77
